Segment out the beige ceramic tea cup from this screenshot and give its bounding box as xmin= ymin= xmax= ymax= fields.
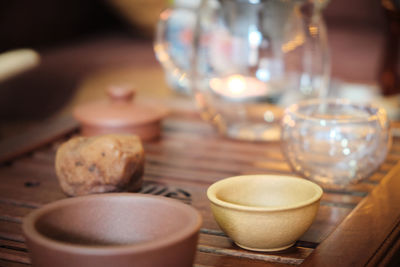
xmin=207 ymin=175 xmax=322 ymax=251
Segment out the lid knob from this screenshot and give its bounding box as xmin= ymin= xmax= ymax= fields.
xmin=107 ymin=85 xmax=135 ymax=102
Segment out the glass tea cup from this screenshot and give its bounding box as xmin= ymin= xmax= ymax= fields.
xmin=281 ymin=99 xmax=391 ymax=186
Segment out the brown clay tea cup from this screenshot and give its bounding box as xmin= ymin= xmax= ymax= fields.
xmin=207 ymin=175 xmax=322 ymax=252
xmin=23 ymin=193 xmax=202 ymax=267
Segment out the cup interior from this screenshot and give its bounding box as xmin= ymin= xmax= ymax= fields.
xmin=209 ymin=175 xmax=322 ymax=210
xmin=28 ymin=194 xmax=200 ymax=247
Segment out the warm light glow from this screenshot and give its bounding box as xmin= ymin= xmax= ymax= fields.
xmin=227 ymin=75 xmax=246 ymax=95
xmin=309 ymin=26 xmax=318 ymax=36
xmin=154 ymin=44 xmax=170 ymax=63
xmin=282 ymin=33 xmax=305 ymax=53
xmin=160 ymin=9 xmax=171 ymax=21
xmin=210 ymin=75 xmax=268 ymax=100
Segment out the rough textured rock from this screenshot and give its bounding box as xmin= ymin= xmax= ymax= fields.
xmin=55 ymin=134 xmax=144 ymax=196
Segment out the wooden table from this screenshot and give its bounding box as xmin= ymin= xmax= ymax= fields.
xmin=0 ymin=106 xmax=400 ymax=266
xmin=0 ymin=40 xmax=400 ymax=266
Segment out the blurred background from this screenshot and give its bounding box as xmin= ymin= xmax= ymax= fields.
xmin=0 ymin=0 xmax=397 ymax=139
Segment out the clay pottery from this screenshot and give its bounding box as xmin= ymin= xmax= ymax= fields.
xmin=73 ymin=85 xmax=168 ymax=141
xmin=23 ymin=193 xmax=202 ymax=267
xmin=207 ymin=175 xmax=322 ymax=251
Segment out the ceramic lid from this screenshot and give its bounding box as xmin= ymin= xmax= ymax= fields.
xmin=73 ymin=85 xmax=168 ymax=128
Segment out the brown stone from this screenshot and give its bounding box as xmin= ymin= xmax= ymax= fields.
xmin=55 ymin=134 xmax=144 ymax=196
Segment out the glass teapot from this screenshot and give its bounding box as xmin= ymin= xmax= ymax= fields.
xmin=155 ymin=0 xmax=330 ymax=141
xmin=154 ymin=0 xmax=200 ymax=95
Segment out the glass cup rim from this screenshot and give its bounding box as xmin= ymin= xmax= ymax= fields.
xmin=283 ymin=98 xmax=387 ymax=125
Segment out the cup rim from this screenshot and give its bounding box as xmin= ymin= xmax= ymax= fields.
xmin=207 ymin=175 xmax=323 ymax=212
xmin=283 ymin=98 xmax=387 ymax=124
xmin=22 ymin=193 xmax=202 ymax=255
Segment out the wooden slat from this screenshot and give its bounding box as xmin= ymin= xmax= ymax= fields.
xmin=0 ymin=221 xmax=24 ymax=243
xmin=0 ymin=239 xmax=29 ymax=265
xmin=301 ymin=163 xmax=400 ymax=267
xmin=0 ymin=248 xmax=30 ymax=265
xmin=198 ymin=234 xmax=313 ymax=265
xmin=0 ymin=167 xmax=64 ymax=207
xmin=0 ymin=116 xmax=79 ymax=164
xmin=366 ymin=221 xmax=400 ymax=267
xmin=0 ymin=239 xmax=27 ymax=251
xmin=0 ymin=259 xmax=30 ymax=267
xmin=194 ymin=251 xmax=287 ymax=267
xmin=0 ymin=203 xmax=33 ymax=223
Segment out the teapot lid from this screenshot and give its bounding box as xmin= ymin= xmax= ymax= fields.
xmin=73 ymin=85 xmax=168 ymax=128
